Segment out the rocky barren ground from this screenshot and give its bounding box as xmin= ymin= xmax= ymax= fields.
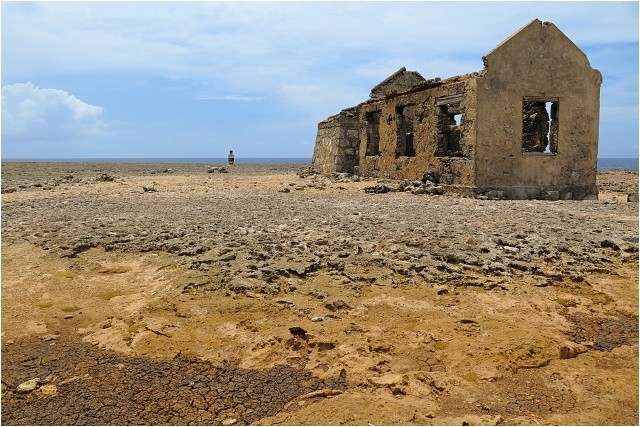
xmin=1 ymin=162 xmax=638 ymax=425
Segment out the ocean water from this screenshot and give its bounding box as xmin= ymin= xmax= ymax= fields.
xmin=597 ymin=158 xmax=638 ymax=170
xmin=3 ymin=157 xmax=638 ymax=170
xmin=2 ymin=157 xmax=313 ymax=165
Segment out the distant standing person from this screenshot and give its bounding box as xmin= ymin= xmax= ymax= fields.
xmin=228 ymin=150 xmax=235 ymax=165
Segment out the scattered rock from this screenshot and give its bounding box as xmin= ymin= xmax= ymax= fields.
xmin=206 ymin=166 xmax=229 ymax=173
xmin=364 ymin=183 xmax=392 ymax=194
xmin=422 ymin=171 xmax=440 ymax=184
xmin=289 ymin=326 xmax=307 ymax=340
xmin=485 ymin=189 xmax=505 ymax=200
xmin=298 ymin=168 xmax=319 ymax=178
xmin=36 ymin=384 xmax=58 ymax=398
xmin=96 ymin=173 xmax=115 ymax=182
xmin=16 ymin=378 xmax=40 ymax=393
xmin=436 ymin=286 xmax=449 ymax=295
xmin=325 ymin=300 xmax=351 ymax=312
xmin=425 ymin=186 xmax=445 ymax=195
xmin=600 ymin=239 xmax=620 ymax=251
xmin=142 ymin=185 xmax=157 ymax=192
xmin=367 ymin=373 xmax=406 ymax=389
xmin=559 ymin=342 xmax=588 ymax=359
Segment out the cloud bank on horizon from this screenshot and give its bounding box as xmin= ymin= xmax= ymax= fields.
xmin=1 ymin=1 xmax=638 ymax=159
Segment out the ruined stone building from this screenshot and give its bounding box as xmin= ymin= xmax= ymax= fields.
xmin=311 ymin=19 xmax=602 ymax=199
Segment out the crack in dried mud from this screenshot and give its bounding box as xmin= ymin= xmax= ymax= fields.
xmin=1 ymin=337 xmax=347 ymax=426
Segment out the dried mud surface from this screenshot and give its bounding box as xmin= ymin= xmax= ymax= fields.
xmin=1 ymin=162 xmax=638 ymax=425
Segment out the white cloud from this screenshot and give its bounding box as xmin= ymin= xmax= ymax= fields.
xmin=1 ymin=82 xmax=108 ymax=142
xmin=4 ymin=2 xmax=636 ymax=84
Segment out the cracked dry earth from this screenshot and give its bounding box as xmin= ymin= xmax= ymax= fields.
xmin=1 ymin=163 xmax=638 ymax=425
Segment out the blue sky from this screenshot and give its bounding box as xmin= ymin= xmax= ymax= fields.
xmin=2 ymin=1 xmax=638 ymax=159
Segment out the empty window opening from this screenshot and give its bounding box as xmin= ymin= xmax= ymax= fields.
xmin=435 ymin=103 xmax=465 ymax=157
xmin=365 ymin=111 xmax=381 ymax=156
xmin=396 ymin=106 xmax=416 ymax=158
xmin=522 ymin=99 xmax=558 ymax=154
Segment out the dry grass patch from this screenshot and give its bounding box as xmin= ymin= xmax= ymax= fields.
xmin=53 ymin=270 xmax=78 ymax=280
xmin=97 ymin=265 xmax=130 ymax=274
xmin=128 ymin=322 xmax=147 ymax=334
xmin=34 ymin=302 xmax=53 ymax=309
xmin=97 ymin=290 xmax=127 ymax=300
xmin=462 ymin=372 xmax=479 ymax=382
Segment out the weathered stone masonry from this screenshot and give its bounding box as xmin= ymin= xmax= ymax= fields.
xmin=311 ymin=19 xmax=602 ymax=200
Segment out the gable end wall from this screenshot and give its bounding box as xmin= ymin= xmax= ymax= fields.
xmin=475 ymin=20 xmax=602 ymax=199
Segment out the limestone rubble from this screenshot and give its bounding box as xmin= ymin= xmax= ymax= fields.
xmin=1 ymin=162 xmax=637 ymax=425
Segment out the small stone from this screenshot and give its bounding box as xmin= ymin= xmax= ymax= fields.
xmin=311 ymin=316 xmax=324 ymax=322
xmin=63 ymin=315 xmax=74 ymax=319
xmin=97 ymin=173 xmax=114 ymax=182
xmin=289 ymin=326 xmax=307 ymax=339
xmin=426 ymin=186 xmax=445 ymax=195
xmin=436 ymin=286 xmax=449 ymax=295
xmin=627 ymin=193 xmax=638 ymax=203
xmin=42 ymin=334 xmax=59 ymax=342
xmin=364 ymin=183 xmax=391 ymax=194
xmin=325 ymin=299 xmax=351 ymax=312
xmin=485 ymin=189 xmax=505 ymax=200
xmin=559 ymin=343 xmax=587 ymax=359
xmin=222 ymin=418 xmax=237 ymax=425
xmin=17 ymin=378 xmax=40 ymax=393
xmin=36 ymin=384 xmax=58 ymax=398
xmin=546 ymin=190 xmax=560 ymax=201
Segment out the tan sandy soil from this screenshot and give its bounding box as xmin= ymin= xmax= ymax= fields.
xmin=1 ymin=163 xmax=638 ymax=425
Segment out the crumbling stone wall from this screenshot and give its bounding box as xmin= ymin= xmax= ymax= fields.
xmin=369 ymin=67 xmax=427 ymax=100
xmin=357 ymin=74 xmax=477 ymax=190
xmin=312 ymin=19 xmax=600 ymax=200
xmin=311 ymin=108 xmax=359 ymax=174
